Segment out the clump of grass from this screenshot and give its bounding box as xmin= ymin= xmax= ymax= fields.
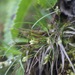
xmin=14 ymin=7 xmax=75 ymax=75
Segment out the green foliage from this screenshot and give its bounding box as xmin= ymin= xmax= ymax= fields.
xmin=11 ymin=0 xmax=34 ymax=39
xmin=1 ymin=0 xmax=75 ymax=75
xmin=3 ymin=46 xmax=22 ymax=56
xmin=4 ymin=0 xmax=20 ymax=44
xmin=37 ymin=0 xmax=57 ymax=8
xmin=16 ymin=67 xmax=24 ymax=75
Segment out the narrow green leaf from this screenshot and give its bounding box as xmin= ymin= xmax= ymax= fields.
xmin=11 ymin=0 xmax=33 ymax=38
xmin=4 ymin=0 xmax=20 ymax=44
